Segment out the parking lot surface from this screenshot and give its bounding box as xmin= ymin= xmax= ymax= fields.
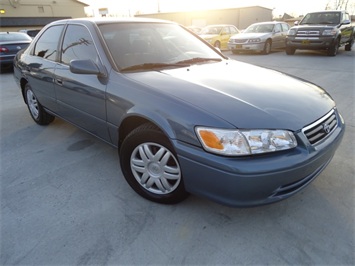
xmin=1 ymin=47 xmax=354 ymax=265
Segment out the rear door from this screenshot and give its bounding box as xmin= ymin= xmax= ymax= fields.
xmin=54 ymin=23 xmax=110 ymax=142
xmin=25 ymin=25 xmax=65 ymax=113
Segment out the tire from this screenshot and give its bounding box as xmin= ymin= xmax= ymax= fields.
xmin=285 ymin=47 xmax=296 ymax=55
xmin=119 ymin=123 xmax=189 ymax=204
xmin=24 ymin=84 xmax=55 ymax=125
xmin=345 ymin=37 xmax=353 ymax=51
xmin=214 ymin=41 xmax=221 ymax=49
xmin=262 ymin=40 xmax=272 ymax=55
xmin=327 ymin=39 xmax=339 ymax=56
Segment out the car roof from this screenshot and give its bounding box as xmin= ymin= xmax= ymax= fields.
xmin=49 ymin=17 xmax=176 ymax=26
xmin=0 ymin=32 xmax=32 ymax=42
xmin=250 ymin=21 xmax=285 ymax=25
xmin=204 ymin=24 xmax=236 ymax=27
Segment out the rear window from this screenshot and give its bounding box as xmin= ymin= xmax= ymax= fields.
xmin=0 ymin=33 xmax=32 ymax=42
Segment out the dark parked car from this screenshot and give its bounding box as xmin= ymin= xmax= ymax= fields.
xmin=19 ymin=29 xmax=41 ymax=39
xmin=13 ymin=18 xmax=345 ymax=207
xmin=0 ymin=32 xmax=31 ymax=69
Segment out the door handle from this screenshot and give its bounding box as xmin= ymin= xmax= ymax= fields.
xmin=55 ymin=79 xmax=63 ymax=86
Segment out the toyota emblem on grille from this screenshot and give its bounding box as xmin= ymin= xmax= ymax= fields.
xmin=16 ymin=46 xmax=22 ymax=50
xmin=323 ymin=123 xmax=331 ymax=134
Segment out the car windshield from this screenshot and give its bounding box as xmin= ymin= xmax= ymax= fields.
xmin=0 ymin=33 xmax=32 ymax=42
xmin=99 ymin=22 xmax=223 ymax=70
xmin=300 ymin=12 xmax=340 ymax=25
xmin=244 ymin=24 xmax=274 ymax=33
xmin=199 ymin=26 xmax=223 ymax=35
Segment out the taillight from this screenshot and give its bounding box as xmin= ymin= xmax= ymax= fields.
xmin=0 ymin=46 xmax=9 ymax=53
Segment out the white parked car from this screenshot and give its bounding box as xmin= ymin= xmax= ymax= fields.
xmin=228 ymin=21 xmax=290 ymax=54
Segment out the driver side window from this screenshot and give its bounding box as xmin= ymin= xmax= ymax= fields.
xmin=60 ymin=25 xmax=98 ymax=65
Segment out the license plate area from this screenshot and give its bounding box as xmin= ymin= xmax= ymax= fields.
xmin=302 ymin=40 xmax=310 ymax=45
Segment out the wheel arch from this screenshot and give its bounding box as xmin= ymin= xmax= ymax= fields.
xmin=117 ymin=114 xmax=175 ymax=150
xmin=20 ymin=77 xmax=28 ymax=103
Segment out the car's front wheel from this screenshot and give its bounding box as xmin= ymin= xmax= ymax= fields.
xmin=262 ymin=40 xmax=272 ymax=54
xmin=120 ymin=123 xmax=189 ymax=204
xmin=327 ymin=39 xmax=339 ymax=56
xmin=214 ymin=41 xmax=221 ymax=49
xmin=285 ymin=47 xmax=296 ymax=55
xmin=24 ymin=84 xmax=55 ymax=125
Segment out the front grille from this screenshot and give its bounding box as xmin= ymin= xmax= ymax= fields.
xmin=230 ymin=39 xmax=248 ymax=44
xmin=297 ymin=30 xmax=320 ymax=37
xmin=303 ymin=109 xmax=338 ymax=145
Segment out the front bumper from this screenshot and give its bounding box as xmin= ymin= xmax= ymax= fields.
xmin=174 ymin=110 xmax=345 ymax=207
xmin=286 ymin=36 xmax=337 ymax=50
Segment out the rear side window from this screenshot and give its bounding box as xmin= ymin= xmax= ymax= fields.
xmin=33 ymin=25 xmax=64 ymax=61
xmin=60 ymin=25 xmax=97 ymax=65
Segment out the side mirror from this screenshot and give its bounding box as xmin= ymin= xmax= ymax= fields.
xmin=70 ymin=59 xmax=107 ymax=78
xmin=342 ymin=19 xmax=350 ymax=25
xmin=70 ymin=59 xmax=100 ymax=75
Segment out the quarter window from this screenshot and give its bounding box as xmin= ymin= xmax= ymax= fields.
xmin=61 ymin=25 xmax=97 ymax=65
xmin=33 ymin=25 xmax=64 ymax=61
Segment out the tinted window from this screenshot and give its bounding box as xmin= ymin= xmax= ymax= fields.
xmin=61 ymin=25 xmax=97 ymax=65
xmin=34 ymin=25 xmax=64 ymax=61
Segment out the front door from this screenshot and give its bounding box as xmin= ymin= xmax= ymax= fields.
xmin=54 ymin=24 xmax=110 ymax=142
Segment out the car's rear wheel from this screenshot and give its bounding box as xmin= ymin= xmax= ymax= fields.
xmin=24 ymin=84 xmax=55 ymax=125
xmin=262 ymin=40 xmax=272 ymax=54
xmin=120 ymin=123 xmax=189 ymax=204
xmin=285 ymin=47 xmax=296 ymax=55
xmin=345 ymin=36 xmax=353 ymax=51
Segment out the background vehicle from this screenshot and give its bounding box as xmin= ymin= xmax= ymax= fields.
xmin=13 ymin=18 xmax=344 ymax=207
xmin=199 ymin=24 xmax=240 ymax=49
xmin=0 ymin=32 xmax=31 ymax=69
xmin=19 ymin=29 xmax=41 ymax=39
xmin=228 ymin=21 xmax=290 ymax=54
xmin=286 ymin=10 xmax=355 ymax=56
xmin=186 ymin=26 xmax=202 ymax=34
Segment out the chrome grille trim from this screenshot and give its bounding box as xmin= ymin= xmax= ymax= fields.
xmin=297 ymin=30 xmax=320 ymax=36
xmin=302 ymin=109 xmax=338 ymax=145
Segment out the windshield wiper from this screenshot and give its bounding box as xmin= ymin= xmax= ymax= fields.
xmin=120 ymin=62 xmax=189 ymax=72
xmin=175 ymin=57 xmax=222 ymax=65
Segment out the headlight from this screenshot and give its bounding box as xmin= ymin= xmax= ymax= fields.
xmin=248 ymin=38 xmax=261 ymax=43
xmin=287 ymin=29 xmax=296 ymax=36
xmin=196 ymin=127 xmax=297 ymax=156
xmin=322 ymin=29 xmax=337 ymax=36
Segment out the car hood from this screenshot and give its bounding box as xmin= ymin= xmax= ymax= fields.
xmin=231 ymin=32 xmax=270 ymax=40
xmin=297 ymin=24 xmax=337 ymax=28
xmin=126 ymin=60 xmax=335 ymax=130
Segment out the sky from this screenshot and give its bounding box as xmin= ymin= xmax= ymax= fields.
xmin=82 ymin=0 xmax=355 ymax=17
